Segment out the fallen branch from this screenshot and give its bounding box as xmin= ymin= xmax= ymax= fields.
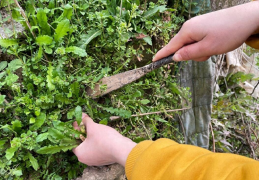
xmin=110 ymin=107 xmax=190 ymax=121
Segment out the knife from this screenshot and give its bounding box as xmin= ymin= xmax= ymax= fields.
xmin=86 ymin=54 xmax=174 ymax=98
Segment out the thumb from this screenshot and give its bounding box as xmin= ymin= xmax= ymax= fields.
xmin=152 ymin=33 xmax=195 ymax=62
xmin=173 ymin=40 xmax=210 ymax=62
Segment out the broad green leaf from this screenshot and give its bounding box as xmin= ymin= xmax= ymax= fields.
xmin=12 ymin=120 xmax=22 ymax=133
xmin=0 ymin=39 xmax=18 ymax=48
xmin=36 ymin=144 xmax=77 ymax=154
xmin=5 ymin=74 xmax=19 ymax=86
xmin=102 ymin=107 xmax=132 ymax=118
xmin=78 ymin=29 xmax=102 ymax=48
xmin=0 ymin=61 xmax=7 ymax=71
xmin=140 ymin=99 xmax=150 ymax=105
xmin=70 ymin=82 xmax=79 ymax=98
xmin=67 ymin=109 xmax=74 ymax=120
xmin=37 ymin=8 xmax=51 ymax=35
xmin=48 ymin=128 xmax=65 ymax=140
xmin=47 ymin=65 xmax=55 ymax=91
xmin=6 ymin=147 xmax=18 ymax=160
xmin=36 ymin=132 xmax=49 ymax=142
xmin=30 ymin=113 xmax=46 ymax=130
xmin=0 ymin=139 xmax=7 ymax=146
xmin=66 ymin=46 xmax=87 ymax=57
xmin=36 ymin=35 xmax=53 ymax=45
xmin=12 ymin=169 xmax=22 ymax=177
xmin=37 ymin=46 xmax=43 ymax=60
xmin=28 ymin=152 xmax=39 ymax=170
xmin=0 ymin=95 xmax=6 ymax=104
xmin=75 ymin=106 xmax=82 ymax=125
xmin=99 ymin=119 xmax=108 ymax=125
xmin=143 ymin=5 xmax=167 ymax=19
xmin=143 ymin=36 xmax=152 ymax=45
xmin=62 ymin=4 xmax=73 ymax=20
xmin=8 ymin=59 xmax=23 ymax=72
xmin=0 ymin=72 xmax=6 ymax=80
xmin=54 ymin=19 xmax=70 ymax=42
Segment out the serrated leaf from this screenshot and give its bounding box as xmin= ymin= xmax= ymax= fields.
xmin=28 ymin=152 xmax=39 ymax=170
xmin=0 ymin=39 xmax=18 ymax=48
xmin=30 ymin=113 xmax=46 ymax=130
xmin=36 ymin=144 xmax=77 ymax=154
xmin=143 ymin=36 xmax=152 ymax=45
xmin=36 ymin=35 xmax=53 ymax=45
xmin=5 ymin=74 xmax=19 ymax=86
xmin=78 ymin=29 xmax=102 ymax=48
xmin=0 ymin=61 xmax=7 ymax=71
xmin=6 ymin=147 xmax=18 ymax=160
xmin=48 ymin=128 xmax=65 ymax=140
xmin=75 ymin=106 xmax=82 ymax=125
xmin=140 ymin=99 xmax=150 ymax=105
xmin=66 ymin=46 xmax=87 ymax=57
xmin=37 ymin=8 xmax=51 ymax=35
xmin=143 ymin=5 xmax=167 ymax=19
xmin=8 ymin=59 xmax=23 ymax=72
xmin=54 ymin=19 xmax=70 ymax=42
xmin=36 ymin=132 xmax=49 ymax=142
xmin=0 ymin=95 xmax=6 ymax=104
xmin=60 ymin=137 xmax=78 ymax=146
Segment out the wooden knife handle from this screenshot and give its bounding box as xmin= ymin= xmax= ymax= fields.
xmin=142 ymin=54 xmax=174 ymax=73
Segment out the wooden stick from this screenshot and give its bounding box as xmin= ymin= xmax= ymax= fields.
xmin=109 ymin=107 xmax=190 ymax=121
xmin=209 ymin=122 xmax=215 ymax=152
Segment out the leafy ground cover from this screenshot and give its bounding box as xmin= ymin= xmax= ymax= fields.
xmin=0 ymin=0 xmax=189 ymax=179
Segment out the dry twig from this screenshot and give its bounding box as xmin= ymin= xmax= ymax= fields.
xmin=109 ymin=107 xmax=190 ymax=121
xmin=209 ymin=122 xmax=215 ymax=152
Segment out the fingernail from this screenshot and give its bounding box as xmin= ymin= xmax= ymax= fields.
xmin=173 ymin=54 xmax=182 ymax=62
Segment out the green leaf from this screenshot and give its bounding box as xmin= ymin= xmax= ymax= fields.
xmin=6 ymin=147 xmax=18 ymax=160
xmin=48 ymin=128 xmax=65 ymax=140
xmin=54 ymin=19 xmax=70 ymax=42
xmin=66 ymin=46 xmax=87 ymax=57
xmin=36 ymin=144 xmax=77 ymax=154
xmin=47 ymin=65 xmax=55 ymax=91
xmin=0 ymin=39 xmax=18 ymax=48
xmin=155 ymin=117 xmax=168 ymax=123
xmin=36 ymin=132 xmax=49 ymax=142
xmin=143 ymin=5 xmax=167 ymax=19
xmin=36 ymin=35 xmax=53 ymax=45
xmin=8 ymin=59 xmax=23 ymax=72
xmin=0 ymin=72 xmax=6 ymax=80
xmin=5 ymin=74 xmax=19 ymax=86
xmin=37 ymin=8 xmax=51 ymax=35
xmin=12 ymin=120 xmax=22 ymax=133
xmin=0 ymin=95 xmax=6 ymax=104
xmin=101 ymin=107 xmax=132 ymax=118
xmin=62 ymin=4 xmax=73 ymax=20
xmin=60 ymin=138 xmax=78 ymax=146
xmin=99 ymin=119 xmax=108 ymax=125
xmin=0 ymin=61 xmax=7 ymax=71
xmin=143 ymin=36 xmax=152 ymax=46
xmin=78 ymin=29 xmax=102 ymax=48
xmin=12 ymin=169 xmax=22 ymax=177
xmin=140 ymin=99 xmax=150 ymax=105
xmin=30 ymin=113 xmax=46 ymax=130
xmin=28 ymin=152 xmax=39 ymax=170
xmin=0 ymin=139 xmax=7 ymax=146
xmin=75 ymin=106 xmax=82 ymax=125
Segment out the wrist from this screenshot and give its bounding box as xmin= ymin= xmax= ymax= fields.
xmin=111 ymin=136 xmax=137 ymax=167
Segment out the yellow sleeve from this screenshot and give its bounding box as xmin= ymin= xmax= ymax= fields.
xmin=125 ymin=138 xmax=259 ymax=180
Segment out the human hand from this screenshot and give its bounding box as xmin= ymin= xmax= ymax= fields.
xmin=153 ymin=1 xmax=259 ymax=62
xmin=73 ymin=113 xmax=136 ymax=167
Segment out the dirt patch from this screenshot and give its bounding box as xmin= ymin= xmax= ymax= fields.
xmin=75 ymin=164 xmax=126 ymax=180
xmin=0 ymin=8 xmax=24 ymax=39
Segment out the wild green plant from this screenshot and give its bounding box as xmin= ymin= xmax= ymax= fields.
xmin=0 ymin=0 xmax=188 ymax=179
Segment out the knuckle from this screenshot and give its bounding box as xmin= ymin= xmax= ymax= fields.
xmin=181 ymin=47 xmax=192 ymax=60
